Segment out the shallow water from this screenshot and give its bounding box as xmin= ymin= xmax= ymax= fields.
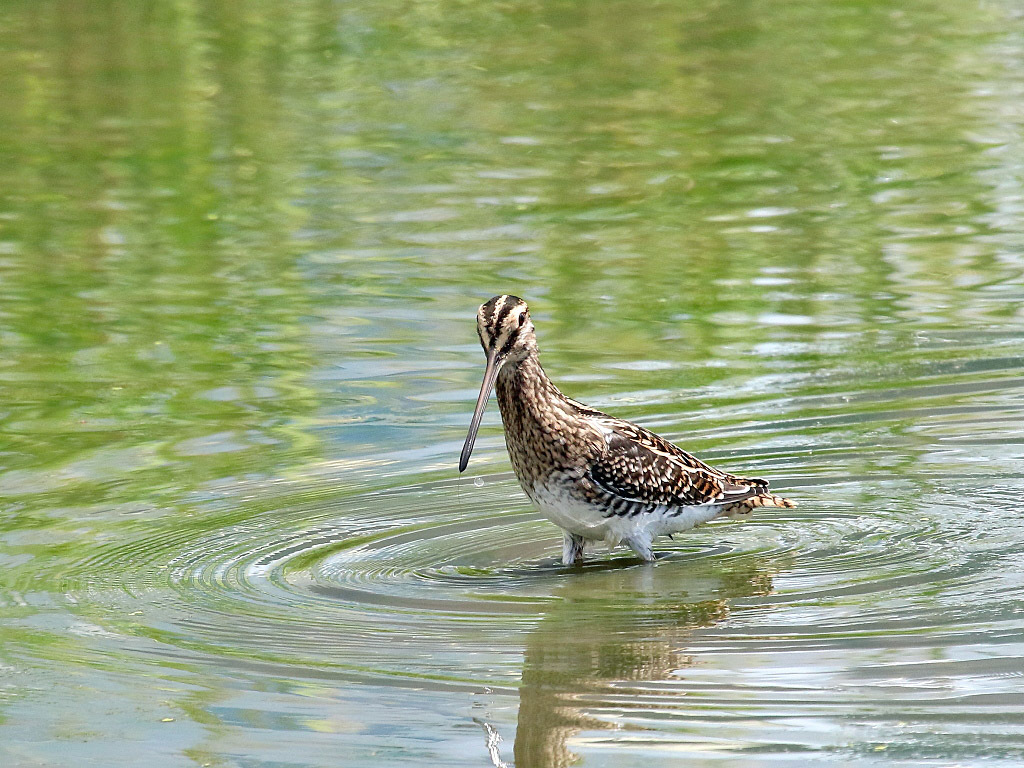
xmin=3 ymin=0 xmax=1024 ymax=765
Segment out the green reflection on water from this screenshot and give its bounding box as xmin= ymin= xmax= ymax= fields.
xmin=1 ymin=0 xmax=1024 ymax=765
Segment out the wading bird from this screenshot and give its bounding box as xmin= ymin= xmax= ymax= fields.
xmin=459 ymin=295 xmax=795 ymax=565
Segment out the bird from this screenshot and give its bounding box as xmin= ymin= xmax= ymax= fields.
xmin=459 ymin=294 xmax=796 ymax=565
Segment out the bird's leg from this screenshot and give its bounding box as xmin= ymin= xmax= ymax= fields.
xmin=623 ymin=534 xmax=655 ymax=562
xmin=561 ymin=532 xmax=586 ymax=566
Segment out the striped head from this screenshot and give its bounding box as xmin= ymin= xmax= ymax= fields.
xmin=475 ymin=294 xmax=537 ymax=363
xmin=460 ymin=295 xmax=537 ymax=472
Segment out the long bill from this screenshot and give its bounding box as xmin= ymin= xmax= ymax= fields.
xmin=459 ymin=349 xmax=501 ymax=473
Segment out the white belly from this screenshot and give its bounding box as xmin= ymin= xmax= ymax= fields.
xmin=530 ymin=481 xmax=610 ymax=539
xmin=528 ymin=479 xmax=724 ymax=547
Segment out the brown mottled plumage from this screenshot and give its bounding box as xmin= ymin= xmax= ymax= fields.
xmin=459 ymin=295 xmax=796 ymax=565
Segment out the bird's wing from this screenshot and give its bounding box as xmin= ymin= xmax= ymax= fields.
xmin=587 ymin=419 xmax=768 ymax=508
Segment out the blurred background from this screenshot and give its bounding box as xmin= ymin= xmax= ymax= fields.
xmin=2 ymin=0 xmax=1024 ymax=766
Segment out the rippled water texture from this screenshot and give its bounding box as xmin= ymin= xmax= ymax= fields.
xmin=3 ymin=0 xmax=1024 ymax=765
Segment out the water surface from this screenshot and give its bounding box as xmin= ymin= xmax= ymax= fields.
xmin=2 ymin=0 xmax=1024 ymax=765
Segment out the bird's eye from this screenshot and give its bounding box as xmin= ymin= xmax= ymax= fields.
xmin=518 ymin=313 xmax=528 ymax=328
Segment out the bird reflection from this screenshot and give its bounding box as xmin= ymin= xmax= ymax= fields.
xmin=512 ymin=552 xmax=785 ymax=768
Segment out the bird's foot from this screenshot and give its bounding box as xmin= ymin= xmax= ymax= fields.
xmin=623 ymin=536 xmax=655 ymax=562
xmin=561 ymin=532 xmax=586 ymax=566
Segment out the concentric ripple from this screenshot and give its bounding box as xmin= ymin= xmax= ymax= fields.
xmin=11 ymin=350 xmax=1024 ymax=765
xmin=63 ymin=370 xmax=1024 ymax=677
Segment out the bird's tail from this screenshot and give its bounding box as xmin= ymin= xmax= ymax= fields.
xmin=718 ymin=493 xmax=796 ymax=518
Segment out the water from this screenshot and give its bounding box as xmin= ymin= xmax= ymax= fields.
xmin=2 ymin=0 xmax=1024 ymax=765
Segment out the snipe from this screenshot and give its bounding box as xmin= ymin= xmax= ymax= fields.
xmin=459 ymin=295 xmax=796 ymax=565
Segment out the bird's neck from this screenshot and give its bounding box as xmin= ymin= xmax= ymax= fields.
xmin=495 ymin=352 xmax=569 ymax=430
xmin=495 ymin=351 xmax=590 ymax=483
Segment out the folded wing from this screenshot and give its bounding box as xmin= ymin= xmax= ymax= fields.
xmin=587 ymin=420 xmax=768 ymax=508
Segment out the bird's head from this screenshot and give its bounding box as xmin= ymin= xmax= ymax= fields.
xmin=460 ymin=295 xmax=537 ymax=472
xmin=475 ymin=294 xmax=536 ymax=363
